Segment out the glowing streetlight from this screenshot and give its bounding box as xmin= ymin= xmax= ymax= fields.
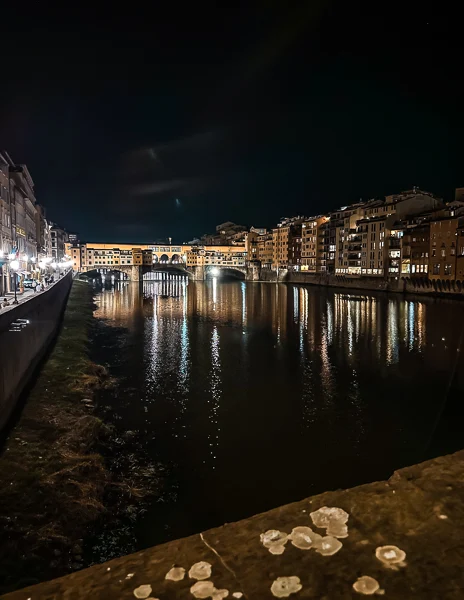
xmin=10 ymin=260 xmax=20 ymax=304
xmin=210 ymin=267 xmax=220 ymax=277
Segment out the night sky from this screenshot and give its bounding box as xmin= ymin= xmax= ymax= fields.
xmin=0 ymin=2 xmax=462 ymax=243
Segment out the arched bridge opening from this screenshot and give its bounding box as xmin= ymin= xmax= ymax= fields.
xmin=206 ymin=266 xmax=246 ymax=280
xmin=82 ymin=268 xmax=130 ymax=280
xmin=143 ymin=264 xmax=189 ymax=279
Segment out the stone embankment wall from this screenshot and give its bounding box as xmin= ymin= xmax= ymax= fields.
xmin=258 ymin=268 xmax=288 ymax=282
xmin=284 ymin=271 xmax=464 ymax=298
xmin=287 ymin=272 xmax=391 ymax=291
xmin=0 ymin=271 xmax=73 ymax=429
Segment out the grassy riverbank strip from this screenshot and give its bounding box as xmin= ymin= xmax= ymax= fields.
xmin=0 ymin=280 xmax=112 ymax=593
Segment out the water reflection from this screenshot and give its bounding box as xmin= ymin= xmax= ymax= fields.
xmin=92 ymin=276 xmax=464 ymax=549
xmin=96 ymin=279 xmax=435 ymax=362
xmin=208 ymin=326 xmax=221 ymax=469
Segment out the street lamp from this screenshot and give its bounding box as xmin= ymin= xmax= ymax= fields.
xmin=10 ymin=259 xmax=19 ymax=304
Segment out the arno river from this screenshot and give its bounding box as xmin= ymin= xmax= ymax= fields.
xmin=89 ymin=273 xmax=464 ymax=561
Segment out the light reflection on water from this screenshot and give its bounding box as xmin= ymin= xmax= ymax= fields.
xmin=92 ymin=275 xmax=464 ymax=551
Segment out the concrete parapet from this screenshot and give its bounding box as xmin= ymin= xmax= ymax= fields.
xmin=0 ymin=272 xmax=73 ymax=430
xmin=4 ymin=449 xmax=464 ymax=599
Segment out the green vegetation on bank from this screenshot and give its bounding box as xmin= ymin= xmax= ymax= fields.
xmin=0 ymin=281 xmax=110 ymax=594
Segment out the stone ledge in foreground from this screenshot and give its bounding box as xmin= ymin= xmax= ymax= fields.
xmin=3 ymin=450 xmax=464 ymax=599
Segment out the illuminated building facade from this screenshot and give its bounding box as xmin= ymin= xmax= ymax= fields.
xmin=429 ymin=217 xmax=459 ymax=280
xmin=301 ymin=216 xmax=328 ymax=272
xmin=272 ymin=217 xmax=304 ymax=270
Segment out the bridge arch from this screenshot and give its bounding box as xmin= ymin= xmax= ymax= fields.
xmin=143 ymin=264 xmax=189 ymax=278
xmin=159 ymin=254 xmax=169 ymax=264
xmin=171 ymin=253 xmax=181 ymax=264
xmin=206 ymin=265 xmax=246 ymax=280
xmin=84 ymin=267 xmax=131 ymax=280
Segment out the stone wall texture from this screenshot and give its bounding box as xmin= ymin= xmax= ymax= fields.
xmin=3 ymin=450 xmax=464 ymax=599
xmin=285 ymin=271 xmax=464 ymax=298
xmin=0 ymin=272 xmax=72 ymax=430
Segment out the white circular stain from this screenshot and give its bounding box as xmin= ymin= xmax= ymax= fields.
xmin=290 ymin=526 xmax=320 ymax=550
xmin=269 ymin=544 xmax=286 ymax=555
xmin=260 ymin=529 xmax=289 ymax=549
xmin=375 ymin=545 xmax=406 ymax=566
xmin=189 ymin=561 xmax=213 ymax=580
xmin=165 ymin=566 xmax=186 ymax=581
xmin=191 ymin=581 xmax=216 ymax=598
xmin=133 ymin=584 xmax=153 ymax=599
xmin=353 ymin=575 xmax=380 ymax=595
xmin=314 ymin=535 xmax=343 ymax=556
xmin=270 ymin=576 xmax=303 ymax=597
xmin=310 ymin=506 xmax=349 ymax=529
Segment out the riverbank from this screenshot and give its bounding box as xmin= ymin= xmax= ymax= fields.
xmin=4 ymin=449 xmax=464 ymax=599
xmin=0 ymin=281 xmax=112 ymax=594
xmin=273 ymin=270 xmax=464 ymax=299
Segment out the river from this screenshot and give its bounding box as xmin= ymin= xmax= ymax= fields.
xmin=89 ymin=273 xmax=464 ymax=560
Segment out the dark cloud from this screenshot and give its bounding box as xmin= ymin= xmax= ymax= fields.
xmin=0 ymin=2 xmax=462 ymax=243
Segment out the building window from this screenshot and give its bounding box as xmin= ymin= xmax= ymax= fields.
xmin=444 ymin=264 xmax=452 ymax=275
xmin=432 ymin=249 xmax=436 ymax=257
xmin=433 ymin=264 xmax=440 ymax=275
xmin=441 ymin=249 xmax=446 ymax=258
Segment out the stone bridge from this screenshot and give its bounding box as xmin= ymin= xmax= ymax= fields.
xmin=87 ymin=264 xmax=258 ymax=282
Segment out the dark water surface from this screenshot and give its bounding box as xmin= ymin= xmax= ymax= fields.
xmin=91 ymin=274 xmax=464 ymax=555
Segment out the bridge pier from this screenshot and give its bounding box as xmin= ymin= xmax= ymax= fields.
xmin=246 ymin=264 xmax=261 ymax=281
xmin=131 ymin=265 xmax=142 ymax=282
xmin=188 ymin=266 xmax=205 ymax=281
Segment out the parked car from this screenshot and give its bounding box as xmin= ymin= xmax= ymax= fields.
xmin=23 ymin=279 xmax=36 ymax=289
